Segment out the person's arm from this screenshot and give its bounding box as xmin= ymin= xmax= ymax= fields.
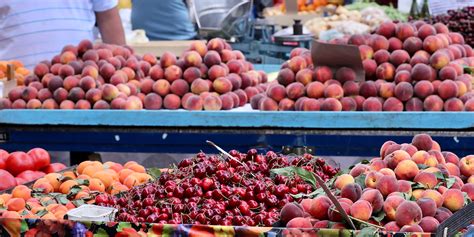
xmin=95 ymin=7 xmax=126 ymax=45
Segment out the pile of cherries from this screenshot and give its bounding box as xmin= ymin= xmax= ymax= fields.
xmin=95 ymin=149 xmax=339 ymax=226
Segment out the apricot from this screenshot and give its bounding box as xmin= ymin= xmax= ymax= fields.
xmin=11 ymin=185 xmax=32 ymax=201
xmin=6 ymin=198 xmax=26 ymax=212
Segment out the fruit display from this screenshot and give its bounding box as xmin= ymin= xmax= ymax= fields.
xmin=96 ymin=150 xmax=339 ymax=226
xmin=0 ymin=38 xmax=267 ymax=111
xmin=0 ymin=160 xmax=149 ymax=220
xmin=345 ymin=2 xmax=407 ymax=22
xmin=425 ymin=6 xmax=474 ymax=46
xmin=280 ymin=134 xmax=473 ymax=234
xmin=253 ymin=21 xmax=474 ymax=111
xmin=0 ymin=60 xmax=30 ymax=85
xmin=0 ymin=148 xmax=66 ymax=190
xmin=262 ymin=0 xmax=330 ymax=16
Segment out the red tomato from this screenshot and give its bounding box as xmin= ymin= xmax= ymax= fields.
xmin=27 ymin=148 xmax=51 ymax=170
xmin=41 ymin=163 xmax=67 ymax=173
xmin=16 ymin=170 xmax=45 ymax=183
xmin=5 ymin=152 xmax=35 ymax=176
xmin=0 ymin=149 xmax=8 ymax=170
xmin=0 ymin=169 xmax=17 ymax=190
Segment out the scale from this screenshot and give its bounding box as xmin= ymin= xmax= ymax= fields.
xmin=191 ymin=0 xmax=313 ymax=64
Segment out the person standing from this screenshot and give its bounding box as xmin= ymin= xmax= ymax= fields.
xmin=131 ymin=0 xmax=197 ymax=40
xmin=0 ymin=0 xmax=126 ymax=69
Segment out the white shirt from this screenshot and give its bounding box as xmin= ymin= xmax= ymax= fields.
xmin=0 ymin=0 xmax=118 ymax=69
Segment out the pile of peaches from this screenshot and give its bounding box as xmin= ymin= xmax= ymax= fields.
xmin=0 ymin=38 xmax=266 ymax=111
xmin=253 ymin=21 xmax=474 ymax=111
xmin=0 ymin=160 xmax=150 ymax=220
xmin=280 ymin=134 xmax=473 ymax=235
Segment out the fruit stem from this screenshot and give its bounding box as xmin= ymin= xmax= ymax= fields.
xmin=206 ymin=140 xmax=256 ymax=178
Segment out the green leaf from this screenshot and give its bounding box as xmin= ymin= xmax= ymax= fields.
xmin=76 ymin=179 xmax=89 ymax=186
xmin=93 ymin=228 xmax=109 ymax=237
xmin=354 ymin=174 xmax=367 ymax=190
xmin=271 ymin=166 xmax=318 ymax=188
xmin=117 ymin=222 xmax=132 ymax=232
xmin=36 ymin=209 xmax=48 ymax=217
xmin=291 ymin=188 xmax=324 ymax=199
xmin=271 ymin=167 xmax=295 ymax=178
xmin=463 ymin=192 xmax=472 ymax=206
xmin=20 ymin=220 xmax=28 ymax=233
xmin=40 ymin=198 xmax=55 ymax=207
xmin=417 ymin=164 xmax=428 ymax=170
xmin=446 ymin=177 xmax=456 ymax=189
xmin=67 ymin=186 xmax=83 ymax=199
xmin=19 ymin=210 xmax=29 ymax=216
xmin=371 ymin=211 xmax=385 ymax=223
xmin=55 ymin=194 xmax=69 ymax=205
xmin=72 ymin=199 xmax=85 ymax=208
xmin=433 ymin=171 xmax=445 ymax=180
xmin=147 ymin=167 xmax=162 ymax=179
xmin=411 ymin=182 xmax=426 ymax=189
xmin=356 ymin=227 xmax=379 ymax=237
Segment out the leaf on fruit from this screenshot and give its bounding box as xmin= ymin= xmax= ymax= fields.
xmin=76 ymin=179 xmax=89 ymax=186
xmin=271 ymin=167 xmax=295 ymax=177
xmin=55 ymin=194 xmax=69 ymax=205
xmin=271 ymin=166 xmax=318 ymax=188
xmin=67 ymin=186 xmax=82 ymax=199
xmin=72 ymin=199 xmax=85 ymax=208
xmin=371 ymin=211 xmax=385 ymax=223
xmin=291 ymin=188 xmax=325 ymax=199
xmin=401 ymin=192 xmax=412 ymax=200
xmin=356 ymin=226 xmax=378 ymax=237
xmin=446 ymin=177 xmax=456 ymax=189
xmin=411 ymin=182 xmax=425 ymax=189
xmin=147 ymin=167 xmax=162 ymax=179
xmin=463 ymin=192 xmax=472 ymax=206
xmin=434 ymin=171 xmax=446 ymax=180
xmin=20 ymin=220 xmax=28 ymax=233
xmin=39 ymin=198 xmax=55 ymax=207
xmin=35 ymin=209 xmax=48 ymax=217
xmin=354 ymin=174 xmax=367 ymax=190
xmin=417 ymin=164 xmax=428 ymax=170
xmin=116 ymin=222 xmax=132 ymax=232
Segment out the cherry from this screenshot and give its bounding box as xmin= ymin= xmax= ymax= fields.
xmin=232 ymin=216 xmax=245 ymax=225
xmin=256 ymin=193 xmax=267 ymax=202
xmin=196 ymin=213 xmax=207 ymax=223
xmin=210 ymin=215 xmax=222 ymax=225
xmin=248 ymin=200 xmax=259 ymax=209
xmin=238 ymin=201 xmax=251 ymax=215
xmin=201 ymin=177 xmax=214 ymax=191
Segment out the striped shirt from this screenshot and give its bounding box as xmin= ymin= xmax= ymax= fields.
xmin=0 ymin=0 xmax=118 ymax=69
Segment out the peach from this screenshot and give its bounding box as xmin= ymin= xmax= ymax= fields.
xmin=414 ymin=172 xmax=438 ymax=189
xmin=324 ymin=84 xmax=343 ymax=99
xmin=184 ymin=94 xmax=204 ymax=110
xmin=164 ymin=65 xmax=182 ymax=83
xmin=219 ymin=93 xmax=234 ymax=110
xmin=360 ymin=189 xmax=384 ymax=212
xmin=340 ymin=97 xmax=357 ymax=111
xmin=384 ymin=143 xmax=402 ymax=157
xmin=188 ymin=41 xmax=208 ymax=57
xmin=109 ymin=97 xmax=125 ymax=109
xmin=399 ymin=224 xmax=423 ymax=233
xmin=295 ymin=68 xmax=313 ymax=86
xmin=335 ymin=174 xmax=355 ymax=190
xmin=384 ymin=221 xmax=401 ymax=232
xmin=379 ymin=168 xmax=396 ymax=177
xmin=421 ymin=190 xmax=444 ymax=208
xmin=142 ymin=93 xmax=162 ymax=110
xmin=418 ymin=216 xmax=439 ymax=233
xmin=448 ymin=32 xmax=465 ymax=44
xmin=466 ymin=98 xmax=474 ymax=111
xmin=234 ymin=89 xmax=248 ymax=106
xmin=394 ymin=70 xmax=412 ymax=84
xmin=306 ymin=81 xmax=325 ymax=99
xmin=168 ymin=79 xmax=188 ymax=97
xmin=417 ymin=24 xmax=436 ymax=40
xmin=403 ymin=37 xmax=423 ymax=55
xmin=304 ymin=196 xmax=332 ymax=220
xmin=286 ymin=217 xmax=312 ymax=229
xmin=455 ymin=81 xmax=467 ymax=97
xmin=340 ymin=183 xmax=362 ymax=202
xmin=397 ymin=180 xmax=412 ymax=194
xmin=411 ymin=64 xmax=433 ymax=82
xmin=190 ymin=78 xmax=209 ymax=95
xmin=226 ymin=60 xmax=245 ymax=75
xmin=388 ymin=37 xmax=403 ymax=51
xmin=203 ymin=94 xmax=222 ymax=110
xmin=160 ymin=51 xmax=177 ymax=68
xmin=394 ymin=82 xmax=413 ymax=102
xmin=416 ymin=198 xmax=437 ymax=218
xmin=390 ymin=50 xmax=410 ymax=66
xmin=320 ymin=98 xmax=342 ymax=111
xmin=369 ymin=35 xmax=389 ymax=51
xmin=376 ymin=22 xmax=396 ymax=38
xmin=148 ymin=65 xmax=164 ymax=81
xmin=439 ymin=66 xmax=457 ymax=81
xmin=40 ymin=98 xmax=58 ymax=109
xmin=335 ymin=67 xmax=356 ymax=83
xmin=92 ymin=100 xmax=109 ymax=109
xmin=424 ymin=95 xmax=444 ymax=111
xmin=266 ymin=84 xmax=286 ymax=102
xmin=343 ymin=81 xmax=359 ymax=96
xmin=362 ymin=97 xmax=382 ymax=111
xmin=53 ymin=87 xmax=68 ymax=103
xmin=376 ymin=175 xmax=398 ymax=197
xmin=360 ymin=81 xmax=377 ymax=98
xmin=430 ymin=52 xmax=450 ymax=70
xmin=395 ymin=160 xmax=419 ymax=180
xmin=359 ymin=45 xmax=374 ymax=60
xmin=413 ymin=80 xmax=434 ymax=99
xmin=382 ymin=97 xmax=403 ymax=111
xmin=284 ymin=82 xmax=304 ymax=100
xmin=423 ymin=36 xmax=443 ymax=54
xmin=348 ymin=34 xmax=367 ymax=45
xmin=288 ymin=56 xmax=307 ymax=73
xmin=162 ymin=94 xmax=181 ymax=110
xmin=203 ymin=50 xmax=221 ymax=67
xmin=278 ymin=98 xmax=295 ymax=111
xmin=350 ymin=200 xmax=372 ymax=221
xmin=211 ymin=77 xmax=231 ymax=94
xmin=311 ymin=66 xmax=332 ymax=83
xmin=374 ymin=49 xmax=390 ymax=64
xmin=182 ymin=51 xmax=202 ymax=68
xmin=67 ymin=87 xmax=85 ymax=102
xmin=459 ymin=155 xmax=474 ymax=177
xmin=350 ymin=164 xmax=370 ymax=177
xmin=444 ymin=98 xmax=464 ymax=111
xmin=58 ymin=100 xmax=74 ymax=109
xmin=432 ymin=23 xmax=449 ymax=34
xmin=328 ymin=202 xmax=351 ymax=222
xmin=101 ymin=84 xmax=119 ymax=102
xmin=280 ymin=203 xmax=305 ymax=224
xmin=395 ymin=23 xmax=415 ymax=41
xmin=74 ymin=99 xmax=91 ymax=109
xmin=442 ymin=151 xmax=459 ymax=165
xmin=400 ymin=143 xmax=418 ymax=156
xmin=99 ymin=63 xmax=115 ymax=81
xmin=277 ymin=68 xmax=295 ymax=86
xmin=395 ymin=200 xmax=422 ymax=227
xmin=380 ymin=141 xmax=396 ymax=157
xmin=365 ymin=171 xmax=383 ymax=189
xmin=384 ymin=195 xmax=405 ymax=221
xmin=438 ymin=80 xmax=458 ymax=100
xmin=434 ymin=207 xmax=452 ymax=223
xmin=442 ymin=189 xmax=464 ymax=212
xmin=461 ymin=183 xmax=474 ymax=200
xmin=363 ymin=59 xmax=377 ymax=79
xmin=152 ymin=79 xmax=171 ymax=97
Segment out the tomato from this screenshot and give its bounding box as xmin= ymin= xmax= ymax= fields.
xmin=5 ymin=152 xmax=35 ymax=176
xmin=16 ymin=170 xmax=45 ymax=183
xmin=0 ymin=149 xmax=8 ymax=170
xmin=0 ymin=169 xmax=17 ymax=190
xmin=27 ymin=148 xmax=50 ymax=170
xmin=41 ymin=163 xmax=67 ymax=173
